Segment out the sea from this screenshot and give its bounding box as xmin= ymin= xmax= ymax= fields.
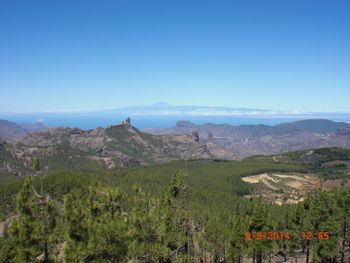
xmin=1 ymin=112 xmax=350 ymax=130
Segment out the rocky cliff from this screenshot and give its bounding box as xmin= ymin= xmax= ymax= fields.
xmin=145 ymin=119 xmax=350 ymax=159
xmin=0 ymin=118 xmax=227 ymax=175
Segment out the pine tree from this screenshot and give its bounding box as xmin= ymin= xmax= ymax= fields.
xmin=227 ymin=202 xmax=248 ymax=263
xmin=201 ymin=212 xmax=229 ymax=262
xmin=245 ymin=198 xmax=275 ymax=263
xmin=276 ymin=208 xmax=291 ymax=262
xmin=309 ymin=191 xmax=340 ymax=263
xmin=288 ymin=204 xmax=306 ymax=261
xmin=160 ymin=170 xmax=191 ymax=262
xmin=64 ymin=191 xmax=90 ymax=261
xmin=127 ymin=186 xmax=168 ymax=262
xmin=5 ymin=176 xmax=57 ymax=262
xmin=32 ymin=158 xmax=57 ymax=263
xmin=300 ymin=193 xmax=315 ymax=263
xmin=0 ymin=222 xmax=17 ymax=263
xmin=85 ymin=184 xmax=128 ymax=262
xmin=64 ymin=183 xmax=129 ymax=262
xmin=336 ymin=189 xmax=350 ymax=263
xmin=33 ymin=158 xmax=40 ymax=173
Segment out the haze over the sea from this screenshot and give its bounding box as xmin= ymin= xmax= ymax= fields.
xmin=1 ymin=103 xmax=350 ymax=130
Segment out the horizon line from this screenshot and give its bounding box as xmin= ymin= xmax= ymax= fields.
xmin=1 ymin=103 xmax=350 ymax=115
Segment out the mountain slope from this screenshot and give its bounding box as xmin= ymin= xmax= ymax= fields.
xmin=274 ymin=119 xmax=350 ymax=134
xmin=0 ymin=119 xmax=228 ymax=176
xmin=145 ymin=119 xmax=350 ymax=158
xmin=0 ymin=120 xmax=27 ymax=140
xmin=0 ymin=119 xmax=46 ymax=140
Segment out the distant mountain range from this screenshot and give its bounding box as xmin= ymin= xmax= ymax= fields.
xmin=0 ymin=120 xmax=46 ymax=140
xmin=145 ymin=119 xmax=350 ymax=159
xmin=0 ymin=118 xmax=229 ymax=175
xmin=2 ymin=103 xmax=350 ymax=130
xmin=107 ymin=102 xmax=274 ymax=116
xmin=0 ymin=120 xmax=27 ymax=140
xmin=105 ymin=103 xmax=350 ymax=118
xmin=5 ymin=102 xmax=349 ymax=118
xmin=1 ymin=118 xmax=350 ymax=175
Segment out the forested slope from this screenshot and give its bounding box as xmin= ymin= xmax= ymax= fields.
xmin=0 ymin=149 xmax=350 ymax=262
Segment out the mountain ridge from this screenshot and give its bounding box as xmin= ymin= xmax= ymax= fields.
xmin=145 ymin=119 xmax=350 ymax=158
xmin=0 ymin=119 xmax=47 ymax=140
xmin=0 ymin=118 xmax=230 ymax=176
xmin=1 ymin=118 xmax=350 ymax=175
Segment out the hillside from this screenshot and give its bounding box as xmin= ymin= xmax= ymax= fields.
xmin=0 ymin=120 xmax=27 ymax=140
xmin=1 ymin=147 xmax=349 ymax=218
xmin=0 ymin=119 xmax=46 ymax=140
xmin=0 ymin=154 xmax=309 ymax=220
xmin=0 ymin=149 xmax=349 ymax=262
xmin=145 ymin=119 xmax=350 ymax=158
xmin=0 ymin=118 xmax=232 ymax=176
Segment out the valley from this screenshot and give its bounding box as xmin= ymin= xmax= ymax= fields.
xmin=0 ymin=148 xmax=349 ymax=262
xmin=146 ymin=119 xmax=350 ymax=159
xmin=0 ymin=118 xmax=230 ymax=176
xmin=1 ymin=119 xmax=350 ymax=262
xmin=1 ymin=118 xmax=350 ymax=177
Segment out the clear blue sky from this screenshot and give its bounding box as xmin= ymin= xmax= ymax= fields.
xmin=1 ymin=0 xmax=349 ymax=112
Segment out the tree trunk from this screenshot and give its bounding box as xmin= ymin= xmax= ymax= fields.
xmin=341 ymin=249 xmax=344 ymax=263
xmin=43 ymin=241 xmax=49 ymax=263
xmin=341 ymin=221 xmax=347 ymax=263
xmin=306 ymin=246 xmax=310 ymax=263
xmin=257 ymin=252 xmax=262 ymax=263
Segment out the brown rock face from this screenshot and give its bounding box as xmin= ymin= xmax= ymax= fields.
xmin=145 ymin=119 xmax=350 ymax=159
xmin=192 ymin=131 xmax=199 ymax=142
xmin=0 ymin=122 xmax=224 ymax=175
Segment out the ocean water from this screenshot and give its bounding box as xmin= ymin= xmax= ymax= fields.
xmin=1 ymin=112 xmax=350 ymax=130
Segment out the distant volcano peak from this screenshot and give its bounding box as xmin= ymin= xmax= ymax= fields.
xmin=151 ymin=102 xmax=171 ymax=107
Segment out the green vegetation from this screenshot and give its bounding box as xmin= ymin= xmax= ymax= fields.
xmin=283 ymin=147 xmax=350 ymax=164
xmin=0 ymin=159 xmax=305 ymax=221
xmin=105 ymin=125 xmax=167 ymax=163
xmin=1 ymin=170 xmax=349 ymax=262
xmin=0 ymin=150 xmax=349 ymax=262
xmin=248 ymin=147 xmax=350 ymax=181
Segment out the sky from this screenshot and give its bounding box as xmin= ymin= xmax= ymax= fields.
xmin=0 ymin=0 xmax=349 ymax=113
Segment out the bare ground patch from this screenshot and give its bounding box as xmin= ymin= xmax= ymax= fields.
xmin=242 ymin=173 xmax=321 ymax=204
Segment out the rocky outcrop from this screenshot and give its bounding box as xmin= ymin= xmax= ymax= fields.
xmin=0 ymin=121 xmax=222 ymax=175
xmin=145 ymin=119 xmax=350 ymax=159
xmin=192 ymin=131 xmax=199 ymax=142
xmin=336 ymin=128 xmax=350 ymax=136
xmin=122 ymin=117 xmax=131 ymax=126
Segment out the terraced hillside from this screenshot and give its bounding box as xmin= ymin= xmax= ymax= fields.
xmin=242 ymin=172 xmax=321 ymax=204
